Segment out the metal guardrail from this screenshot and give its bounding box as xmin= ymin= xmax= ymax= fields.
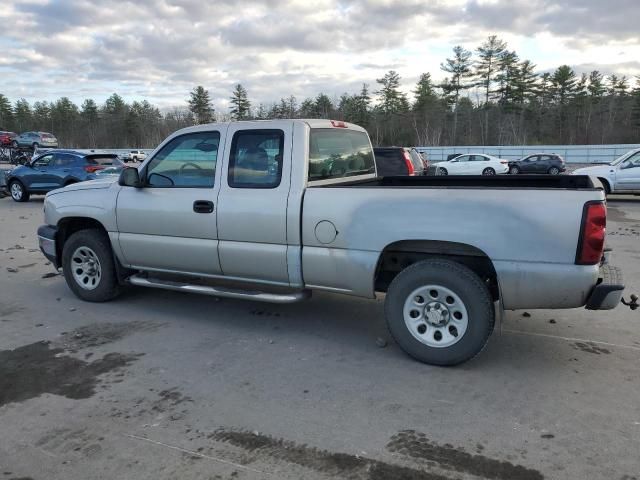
xmin=414 ymin=144 xmax=640 ymax=164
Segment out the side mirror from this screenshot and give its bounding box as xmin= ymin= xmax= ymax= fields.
xmin=119 ymin=167 xmax=142 ymax=188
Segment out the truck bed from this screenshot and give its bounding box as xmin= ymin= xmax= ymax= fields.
xmin=321 ymin=174 xmax=597 ymax=190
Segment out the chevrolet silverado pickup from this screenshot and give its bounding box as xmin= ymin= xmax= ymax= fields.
xmin=38 ymin=119 xmax=625 ymax=365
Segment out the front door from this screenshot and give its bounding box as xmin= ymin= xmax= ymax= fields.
xmin=116 ymin=129 xmax=225 ymax=275
xmin=616 ymin=152 xmax=640 ymax=191
xmin=25 ymin=153 xmax=57 ymax=190
xmin=216 ymin=122 xmax=293 ymax=285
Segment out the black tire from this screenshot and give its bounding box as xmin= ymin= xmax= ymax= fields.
xmin=384 ymin=259 xmax=494 ymax=366
xmin=509 ymin=166 xmax=520 ymax=174
xmin=438 ymin=167 xmax=448 ymax=176
xmin=32 ymin=142 xmax=39 ymax=150
xmin=548 ymin=167 xmax=560 ymax=175
xmin=11 ymin=140 xmax=18 ymax=149
xmin=9 ymin=180 xmax=29 ymax=202
xmin=62 ymin=229 xmax=121 ymax=302
xmin=482 ymin=167 xmax=496 ymax=176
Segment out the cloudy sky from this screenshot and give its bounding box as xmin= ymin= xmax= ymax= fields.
xmin=1 ymin=0 xmax=639 ymax=110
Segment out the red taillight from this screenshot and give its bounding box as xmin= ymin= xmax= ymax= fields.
xmin=403 ymin=151 xmax=415 ymax=175
xmin=576 ymin=201 xmax=606 ymax=265
xmin=84 ymin=165 xmax=105 ymax=173
xmin=500 ymin=161 xmax=508 ymax=164
xmin=330 ymin=120 xmax=347 ymax=128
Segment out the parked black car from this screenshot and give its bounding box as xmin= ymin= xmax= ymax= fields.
xmin=6 ymin=150 xmax=120 ymax=202
xmin=508 ymin=153 xmax=566 ymax=175
xmin=374 ymin=147 xmax=427 ymax=176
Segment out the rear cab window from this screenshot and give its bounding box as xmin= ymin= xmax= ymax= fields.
xmin=308 ymin=128 xmax=375 ymax=182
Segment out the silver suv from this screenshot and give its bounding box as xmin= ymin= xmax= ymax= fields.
xmin=12 ymin=131 xmax=58 ymax=149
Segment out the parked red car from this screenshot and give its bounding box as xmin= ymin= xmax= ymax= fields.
xmin=0 ymin=131 xmax=17 ymax=147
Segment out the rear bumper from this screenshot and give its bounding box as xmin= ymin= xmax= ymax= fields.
xmin=585 ymin=264 xmax=624 ymax=310
xmin=37 ymin=224 xmax=59 ymax=268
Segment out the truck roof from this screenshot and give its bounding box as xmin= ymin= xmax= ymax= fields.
xmin=172 ymin=119 xmax=368 ymax=137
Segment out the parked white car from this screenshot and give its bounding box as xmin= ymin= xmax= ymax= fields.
xmin=571 ymin=148 xmax=640 ymax=195
xmin=436 ymin=154 xmax=509 ymax=175
xmin=128 ymin=150 xmax=147 ymax=162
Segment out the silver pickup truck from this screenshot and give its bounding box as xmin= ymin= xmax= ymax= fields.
xmin=38 ymin=119 xmax=625 ymax=365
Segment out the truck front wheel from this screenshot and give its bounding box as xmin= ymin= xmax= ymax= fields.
xmin=62 ymin=229 xmax=121 ymax=302
xmin=384 ymin=259 xmax=494 ymax=366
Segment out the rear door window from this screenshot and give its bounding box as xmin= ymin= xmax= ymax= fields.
xmin=309 ymin=129 xmax=375 ymax=181
xmin=228 ymin=129 xmax=284 ymax=189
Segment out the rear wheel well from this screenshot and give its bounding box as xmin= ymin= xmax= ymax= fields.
xmin=64 ymin=179 xmax=78 ymax=186
xmin=375 ymin=240 xmax=500 ymax=301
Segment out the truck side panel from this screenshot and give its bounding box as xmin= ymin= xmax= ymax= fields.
xmin=301 ymin=186 xmax=603 ymax=309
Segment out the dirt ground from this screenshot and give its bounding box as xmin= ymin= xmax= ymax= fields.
xmin=0 ymin=191 xmax=639 ymax=480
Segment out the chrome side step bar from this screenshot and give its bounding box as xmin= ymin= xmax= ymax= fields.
xmin=128 ymin=275 xmax=311 ymax=304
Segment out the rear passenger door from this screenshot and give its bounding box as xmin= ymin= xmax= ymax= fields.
xmin=49 ymin=153 xmax=76 ymax=187
xmin=217 ymin=122 xmax=293 ymax=285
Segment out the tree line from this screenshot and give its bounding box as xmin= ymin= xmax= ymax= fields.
xmin=1 ymin=35 xmax=640 ymax=149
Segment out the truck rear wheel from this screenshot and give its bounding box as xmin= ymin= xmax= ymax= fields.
xmin=62 ymin=229 xmax=121 ymax=302
xmin=384 ymin=259 xmax=494 ymax=366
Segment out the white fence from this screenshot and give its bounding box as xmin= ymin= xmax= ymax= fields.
xmin=414 ymin=144 xmax=640 ymax=164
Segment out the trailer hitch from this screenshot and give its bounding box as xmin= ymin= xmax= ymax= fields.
xmin=621 ymin=294 xmax=639 ymax=311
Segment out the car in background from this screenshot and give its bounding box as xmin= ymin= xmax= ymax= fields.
xmin=373 ymin=147 xmax=427 ymax=176
xmin=509 ymin=153 xmax=565 ymax=175
xmin=128 ymin=150 xmax=147 ymax=162
xmin=11 ymin=131 xmax=58 ymax=149
xmin=435 ymin=153 xmax=508 ymax=175
xmin=0 ymin=131 xmax=17 ymax=147
xmin=6 ymin=150 xmax=119 ymax=202
xmin=572 ymin=148 xmax=640 ymax=195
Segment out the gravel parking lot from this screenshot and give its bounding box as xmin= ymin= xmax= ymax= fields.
xmin=0 ymin=193 xmax=639 ymax=480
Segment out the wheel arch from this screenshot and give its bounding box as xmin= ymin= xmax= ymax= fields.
xmin=374 ymin=240 xmax=501 ymax=301
xmin=55 ymin=217 xmax=109 ymax=267
xmin=55 ymin=216 xmax=131 ymax=282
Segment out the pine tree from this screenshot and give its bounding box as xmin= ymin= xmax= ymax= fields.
xmin=188 ymin=86 xmax=214 ymax=124
xmin=229 ymin=84 xmax=251 ymax=120
xmin=587 ymin=71 xmax=606 ymax=97
xmin=375 ymin=70 xmax=409 ymax=114
xmin=475 ymin=35 xmax=507 ymax=105
xmin=299 ymin=98 xmax=316 ymax=118
xmin=0 ymin=94 xmax=12 ymax=130
xmin=13 ymin=99 xmax=32 ymax=131
xmin=551 ymin=66 xmax=577 ymax=105
xmin=315 ymin=93 xmax=333 ymax=118
xmin=440 ymin=46 xmax=473 ymax=105
xmin=32 ymin=101 xmax=51 ymax=131
xmin=413 ymin=73 xmax=438 ymax=111
xmin=513 ymin=60 xmax=538 ymax=104
xmin=495 ymin=51 xmax=520 ymax=107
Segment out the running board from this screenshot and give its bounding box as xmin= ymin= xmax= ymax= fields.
xmin=128 ymin=275 xmax=311 ymax=304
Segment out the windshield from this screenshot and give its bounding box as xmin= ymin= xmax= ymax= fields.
xmin=308 ymin=128 xmax=375 ymax=181
xmin=611 ymin=150 xmax=640 ymax=165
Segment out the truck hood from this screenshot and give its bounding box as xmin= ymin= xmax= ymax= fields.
xmin=46 ymin=178 xmax=117 ymax=197
xmin=572 ymin=165 xmax=612 ymax=176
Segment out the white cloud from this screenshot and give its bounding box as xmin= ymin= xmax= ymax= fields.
xmin=0 ymin=0 xmax=638 ymax=109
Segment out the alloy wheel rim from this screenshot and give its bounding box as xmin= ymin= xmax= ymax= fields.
xmin=71 ymin=246 xmax=102 ymax=290
xmin=403 ymin=285 xmax=469 ymax=348
xmin=11 ymin=183 xmax=22 ymax=200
